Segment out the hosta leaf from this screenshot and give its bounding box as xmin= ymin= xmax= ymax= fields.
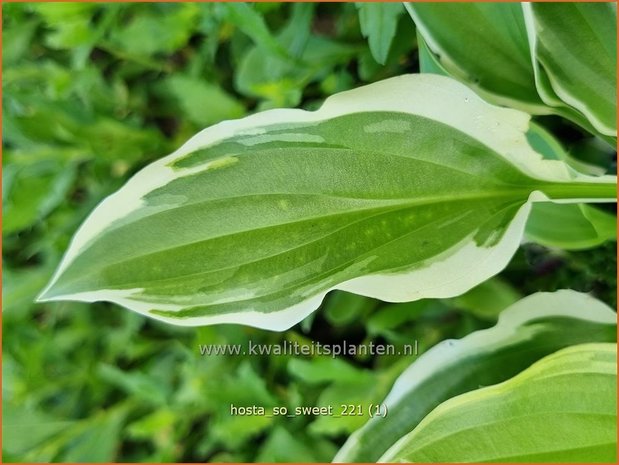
xmin=526 ymin=121 xmax=605 ymax=176
xmin=335 ymin=291 xmax=617 ymax=462
xmin=416 ymin=31 xmax=447 ymax=76
xmin=379 ymin=343 xmax=617 ymax=463
xmin=525 ymin=203 xmax=617 ymax=251
xmin=523 ymin=2 xmax=617 ymax=138
xmin=406 ymin=2 xmax=545 ymax=113
xmin=37 ymin=75 xmax=616 ymax=329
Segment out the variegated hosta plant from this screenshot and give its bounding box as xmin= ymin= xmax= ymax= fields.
xmin=36 ymin=2 xmax=617 ymax=463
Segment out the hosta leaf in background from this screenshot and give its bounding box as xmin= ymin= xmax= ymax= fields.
xmin=38 ymin=75 xmax=617 ymax=330
xmin=526 ymin=122 xmax=606 ymax=176
xmin=334 ymin=291 xmax=617 ymax=462
xmin=525 ymin=203 xmax=617 ymax=251
xmin=406 ymin=2 xmax=545 ymax=113
xmin=523 ymin=2 xmax=617 ymax=138
xmin=380 ymin=343 xmax=617 ymax=463
xmin=416 ymin=31 xmax=447 ymax=76
xmin=356 ymin=2 xmax=404 ymax=65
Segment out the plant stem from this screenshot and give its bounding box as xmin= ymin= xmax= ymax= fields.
xmin=541 ymin=181 xmax=617 ymax=202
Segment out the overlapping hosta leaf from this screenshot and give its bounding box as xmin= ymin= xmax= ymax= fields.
xmin=416 ymin=31 xmax=447 ymax=77
xmin=523 ymin=2 xmax=617 ymax=139
xmin=334 ymin=290 xmax=617 ymax=462
xmin=526 ymin=121 xmax=605 ymax=176
xmin=37 ymin=75 xmax=616 ymax=329
xmin=379 ymin=342 xmax=617 ymax=463
xmin=406 ymin=2 xmax=545 ymax=113
xmin=525 ymin=203 xmax=616 ymax=251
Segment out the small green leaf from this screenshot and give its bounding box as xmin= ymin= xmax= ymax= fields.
xmin=59 ymin=408 xmax=127 ymax=463
xmin=2 ymin=403 xmax=75 ymax=457
xmin=3 ymin=266 xmax=55 ymax=316
xmin=288 ymin=357 xmax=370 ymax=385
xmin=356 ymin=3 xmax=404 ymax=65
xmin=222 ymin=2 xmax=291 ymax=61
xmin=379 ymin=343 xmax=617 ymax=463
xmin=335 ymin=291 xmax=617 ymax=462
xmin=236 ymin=34 xmax=356 ymax=107
xmin=165 ymin=75 xmax=245 ymax=127
xmin=448 ymin=277 xmax=521 ymax=321
xmin=2 ymin=18 xmax=38 ymax=65
xmin=257 ymin=427 xmax=337 ymax=462
xmin=323 ymin=291 xmax=376 ymax=327
xmin=2 ymin=158 xmax=77 ymax=234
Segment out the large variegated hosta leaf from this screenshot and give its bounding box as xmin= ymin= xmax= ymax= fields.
xmin=37 ymin=75 xmax=616 ymax=329
xmin=379 ymin=342 xmax=617 ymax=463
xmin=523 ymin=2 xmax=617 ymax=139
xmin=334 ymin=290 xmax=617 ymax=462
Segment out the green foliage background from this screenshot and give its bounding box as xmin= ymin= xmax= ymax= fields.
xmin=2 ymin=3 xmax=616 ymax=462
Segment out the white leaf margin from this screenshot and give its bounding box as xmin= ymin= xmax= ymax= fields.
xmin=38 ymin=75 xmax=616 ymax=330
